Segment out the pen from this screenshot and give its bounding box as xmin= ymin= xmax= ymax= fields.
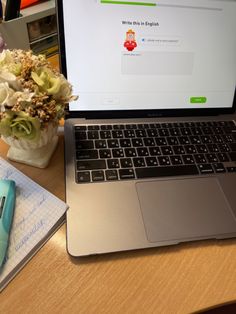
xmin=0 ymin=180 xmax=16 ymax=270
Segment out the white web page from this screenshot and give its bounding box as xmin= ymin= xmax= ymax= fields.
xmin=63 ymin=0 xmax=236 ymax=110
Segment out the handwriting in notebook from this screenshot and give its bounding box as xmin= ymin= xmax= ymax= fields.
xmin=0 ymin=157 xmax=68 ymax=291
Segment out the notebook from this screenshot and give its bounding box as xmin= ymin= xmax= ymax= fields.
xmin=56 ymin=0 xmax=236 ymax=256
xmin=0 ymin=157 xmax=68 ymax=291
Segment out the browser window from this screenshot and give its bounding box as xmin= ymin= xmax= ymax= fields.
xmin=63 ymin=0 xmax=236 ymax=111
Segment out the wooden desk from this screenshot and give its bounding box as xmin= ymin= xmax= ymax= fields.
xmin=1 ymin=136 xmax=236 ymax=314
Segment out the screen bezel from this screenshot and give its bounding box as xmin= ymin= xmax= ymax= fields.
xmin=56 ymin=0 xmax=236 ymax=120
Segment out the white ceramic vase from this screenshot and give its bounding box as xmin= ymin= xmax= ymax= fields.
xmin=2 ymin=123 xmax=58 ymax=168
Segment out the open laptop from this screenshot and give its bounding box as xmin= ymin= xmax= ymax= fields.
xmin=56 ymin=0 xmax=236 ymax=256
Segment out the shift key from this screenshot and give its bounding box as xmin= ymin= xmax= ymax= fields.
xmin=77 ymin=159 xmax=106 ymax=170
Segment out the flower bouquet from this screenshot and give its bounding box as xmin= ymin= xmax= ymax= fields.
xmin=0 ymin=49 xmax=77 ymax=167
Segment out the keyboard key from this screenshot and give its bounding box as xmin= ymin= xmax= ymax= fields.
xmin=125 ymin=148 xmax=137 ymax=157
xmin=207 ymin=144 xmax=219 ymax=153
xmin=196 ymin=144 xmax=208 ymax=153
xmin=198 ymin=164 xmax=214 ymax=174
xmin=112 ymin=130 xmax=123 ymax=138
xmin=88 ymin=125 xmax=99 ymax=130
xmin=201 ymin=136 xmax=212 ymax=144
xmin=119 ymin=169 xmax=135 ymax=180
xmin=107 ymin=139 xmax=119 ymax=148
xmin=205 ymin=153 xmax=218 ymax=163
xmin=170 ymin=155 xmax=183 ymax=165
xmin=217 ymin=144 xmax=230 ymax=152
xmin=76 ymin=171 xmax=91 ymax=183
xmin=146 ymin=156 xmax=158 ymax=166
xmin=169 ymin=128 xmax=180 ymax=136
xmin=120 ymin=139 xmax=131 ymax=147
xmin=180 ymin=128 xmax=191 ymax=136
xmin=217 ymin=153 xmax=229 ymax=162
xmin=137 ymin=147 xmax=149 ymax=156
xmin=99 ymin=149 xmax=112 ymax=159
xmin=76 ymin=150 xmax=98 ymax=160
xmin=229 ymin=143 xmax=236 ymax=151
xmin=125 ymin=124 xmax=137 ymax=129
xmin=95 ymin=140 xmax=107 ymax=148
xmin=74 ymin=125 xmax=87 ymax=131
xmin=194 ymin=154 xmax=207 ymax=164
xmin=107 ymin=159 xmax=120 ymax=168
xmin=167 ymin=137 xmax=178 ymax=145
xmin=112 ymin=149 xmax=124 ymax=158
xmin=76 ymin=140 xmax=94 ymax=150
xmin=113 ymin=124 xmax=125 ymax=129
xmin=100 ymin=130 xmax=112 ymax=139
xmin=124 ymin=129 xmax=136 ymax=138
xmin=189 ymin=136 xmax=201 ymax=145
xmin=144 ymin=138 xmax=155 ymax=146
xmin=135 ymin=129 xmax=147 ymax=137
xmin=173 ymin=145 xmax=185 ymax=155
xmin=149 ymin=147 xmax=161 ymax=156
xmin=135 ymin=165 xmax=199 ymax=179
xmin=179 ymin=136 xmax=190 ymax=145
xmin=213 ymin=163 xmax=226 ymax=173
xmin=133 ymin=157 xmax=145 ymax=167
xmin=182 ymin=154 xmax=195 ymax=164
xmin=105 ymin=170 xmax=118 ymax=180
xmin=147 ymin=129 xmax=158 ymax=137
xmin=155 ymin=137 xmax=167 ymax=146
xmin=158 ymin=128 xmax=169 ymax=137
xmin=138 ymin=123 xmax=149 ymax=129
xmin=185 ymin=145 xmax=196 ymax=154
xmin=75 ymin=131 xmax=87 ymax=140
xmin=161 ymin=146 xmax=173 ymax=155
xmin=158 ymin=156 xmax=171 ymax=166
xmin=77 ymin=160 xmax=106 ymax=170
xmin=227 ymin=166 xmax=236 ymax=172
xmin=92 ymin=170 xmax=105 ymax=182
xmin=101 ymin=125 xmax=112 ymax=130
xmin=88 ymin=131 xmax=99 ymax=139
xmin=228 ymin=152 xmax=236 ymax=161
xmin=120 ymin=158 xmax=133 ymax=168
xmin=132 ymin=138 xmax=143 ymax=147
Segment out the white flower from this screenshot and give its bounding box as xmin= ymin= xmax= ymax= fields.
xmin=0 ymin=82 xmax=15 ymax=111
xmin=7 ymin=90 xmax=35 ymax=108
xmin=0 ymin=69 xmax=23 ymax=91
xmin=0 ymin=50 xmax=14 ymax=66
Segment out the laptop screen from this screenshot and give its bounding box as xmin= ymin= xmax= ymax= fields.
xmin=57 ymin=0 xmax=236 ymax=117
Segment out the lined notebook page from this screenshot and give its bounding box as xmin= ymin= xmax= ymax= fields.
xmin=0 ymin=157 xmax=68 ymax=291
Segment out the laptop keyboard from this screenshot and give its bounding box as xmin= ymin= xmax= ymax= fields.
xmin=74 ymin=120 xmax=236 ymax=183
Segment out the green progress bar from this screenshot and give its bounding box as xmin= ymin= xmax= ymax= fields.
xmin=101 ymin=1 xmax=156 ymax=6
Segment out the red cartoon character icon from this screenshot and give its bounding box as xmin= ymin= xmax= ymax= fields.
xmin=124 ymin=29 xmax=137 ymax=52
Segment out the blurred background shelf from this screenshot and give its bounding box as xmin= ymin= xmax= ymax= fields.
xmin=0 ymin=0 xmax=58 ymax=58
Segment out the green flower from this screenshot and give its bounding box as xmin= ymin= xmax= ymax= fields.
xmin=31 ymin=68 xmax=61 ymax=95
xmin=0 ymin=111 xmax=13 ymax=137
xmin=0 ymin=111 xmax=41 ymax=140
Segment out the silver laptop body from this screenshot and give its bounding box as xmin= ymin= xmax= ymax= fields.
xmin=56 ymin=0 xmax=236 ymax=256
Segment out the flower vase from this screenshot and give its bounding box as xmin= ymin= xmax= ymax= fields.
xmin=2 ymin=123 xmax=58 ymax=168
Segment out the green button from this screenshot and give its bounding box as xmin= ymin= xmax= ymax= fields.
xmin=190 ymin=97 xmax=207 ymax=104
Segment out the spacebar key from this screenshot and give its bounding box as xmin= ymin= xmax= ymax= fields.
xmin=136 ymin=165 xmax=199 ymax=179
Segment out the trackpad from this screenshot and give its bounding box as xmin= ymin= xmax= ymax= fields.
xmin=136 ymin=177 xmax=236 ymax=243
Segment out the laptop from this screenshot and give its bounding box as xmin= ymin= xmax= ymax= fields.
xmin=56 ymin=0 xmax=236 ymax=256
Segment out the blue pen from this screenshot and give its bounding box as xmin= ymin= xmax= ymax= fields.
xmin=0 ymin=179 xmax=16 ymax=270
